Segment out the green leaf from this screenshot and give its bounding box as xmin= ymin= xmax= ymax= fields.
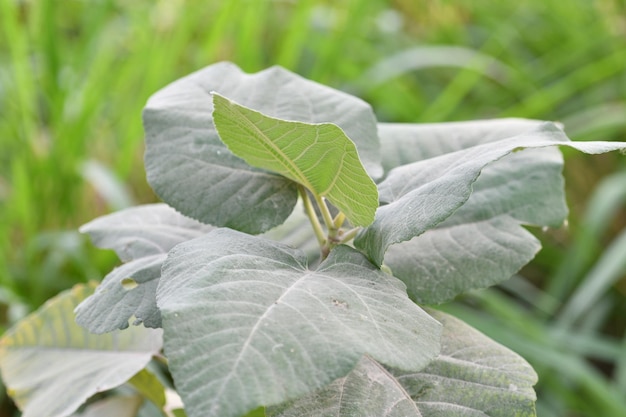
xmin=370 ymin=119 xmax=570 ymax=303
xmin=144 ymin=62 xmax=381 ymax=233
xmin=398 ymin=310 xmax=537 ymax=417
xmin=128 ymin=368 xmax=167 ymax=409
xmin=270 ymin=310 xmax=537 ymax=417
xmin=355 ymin=123 xmax=626 ymax=268
xmin=212 ymin=93 xmax=378 ymax=227
xmin=268 ymin=355 xmax=421 ymax=417
xmin=384 ymin=147 xmax=564 ymax=304
xmin=377 ymin=118 xmax=547 ymax=173
xmin=77 ymin=204 xmax=213 ymax=332
xmin=0 ymin=283 xmax=163 ymax=417
xmin=156 ymin=229 xmax=441 ymax=417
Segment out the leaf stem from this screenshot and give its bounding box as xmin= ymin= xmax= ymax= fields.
xmin=300 ymin=188 xmax=360 ymax=260
xmin=333 ymin=212 xmax=346 ymax=229
xmin=338 ymin=227 xmax=360 ymax=245
xmin=299 ymin=185 xmax=325 ymax=247
xmin=314 ymin=194 xmax=335 ymax=232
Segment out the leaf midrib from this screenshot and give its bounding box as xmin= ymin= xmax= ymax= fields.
xmin=211 ymin=270 xmax=313 ymax=405
xmin=224 ymin=97 xmax=317 ymax=193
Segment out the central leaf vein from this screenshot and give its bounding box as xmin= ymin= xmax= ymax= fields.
xmin=219 ymin=95 xmax=315 ymax=192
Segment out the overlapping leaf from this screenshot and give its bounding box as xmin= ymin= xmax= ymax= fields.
xmin=383 ymin=146 xmax=566 ymax=304
xmin=212 ymin=93 xmax=378 ymax=226
xmin=268 ymin=355 xmax=421 ymax=417
xmin=369 ymin=120 xmax=571 ymax=303
xmin=398 ymin=310 xmax=537 ymax=416
xmin=144 ymin=62 xmax=381 ymax=233
xmin=377 ymin=118 xmax=547 ymax=173
xmin=355 ymin=123 xmax=626 ymax=276
xmin=270 ymin=310 xmax=537 ymax=417
xmin=76 ymin=204 xmax=213 ymax=332
xmin=156 ymin=229 xmax=441 ymax=417
xmin=0 ymin=284 xmax=163 ymax=417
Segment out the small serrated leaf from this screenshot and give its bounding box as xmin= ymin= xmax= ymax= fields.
xmin=212 ymin=93 xmax=378 ymax=227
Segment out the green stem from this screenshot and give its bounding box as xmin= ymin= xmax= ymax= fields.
xmin=299 ymin=185 xmax=325 ymax=246
xmin=300 ymin=189 xmax=359 ymax=260
xmin=338 ymin=227 xmax=360 ymax=245
xmin=314 ymin=194 xmax=335 ymax=233
xmin=333 ymin=212 xmax=346 ymax=229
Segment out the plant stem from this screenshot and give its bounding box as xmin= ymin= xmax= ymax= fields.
xmin=300 ymin=188 xmax=359 ymax=259
xmin=314 ymin=194 xmax=335 ymax=233
xmin=338 ymin=227 xmax=360 ymax=244
xmin=333 ymin=212 xmax=346 ymax=229
xmin=299 ymin=185 xmax=325 ymax=246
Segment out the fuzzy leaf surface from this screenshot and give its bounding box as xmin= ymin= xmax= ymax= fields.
xmin=384 ymin=146 xmax=566 ymax=304
xmin=398 ymin=310 xmax=538 ymax=416
xmin=355 ymin=123 xmax=626 ymax=268
xmin=156 ymin=229 xmax=441 ymax=417
xmin=372 ymin=120 xmax=567 ymax=303
xmin=212 ymin=93 xmax=378 ymax=226
xmin=270 ymin=310 xmax=537 ymax=417
xmin=268 ymin=355 xmax=421 ymax=417
xmin=0 ymin=284 xmax=163 ymax=417
xmin=377 ymin=118 xmax=547 ymax=174
xmin=77 ymin=204 xmax=213 ymax=332
xmin=144 ymin=62 xmax=381 ymax=233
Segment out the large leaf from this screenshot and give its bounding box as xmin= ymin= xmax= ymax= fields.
xmin=398 ymin=310 xmax=537 ymax=416
xmin=212 ymin=93 xmax=378 ymax=226
xmin=0 ymin=283 xmax=163 ymax=417
xmin=355 ymin=123 xmax=626 ymax=267
xmin=268 ymin=355 xmax=421 ymax=417
xmin=76 ymin=204 xmax=213 ymax=332
xmin=384 ymin=147 xmax=564 ymax=304
xmin=144 ymin=62 xmax=381 ymax=233
xmin=371 ymin=120 xmax=567 ymax=303
xmin=377 ymin=118 xmax=547 ymax=174
xmin=156 ymin=229 xmax=441 ymax=417
xmin=270 ymin=310 xmax=537 ymax=417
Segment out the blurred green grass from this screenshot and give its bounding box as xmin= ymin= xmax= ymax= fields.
xmin=0 ymin=0 xmax=625 ymax=416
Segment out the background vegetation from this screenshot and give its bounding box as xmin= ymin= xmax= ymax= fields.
xmin=1 ymin=0 xmax=625 ymax=416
